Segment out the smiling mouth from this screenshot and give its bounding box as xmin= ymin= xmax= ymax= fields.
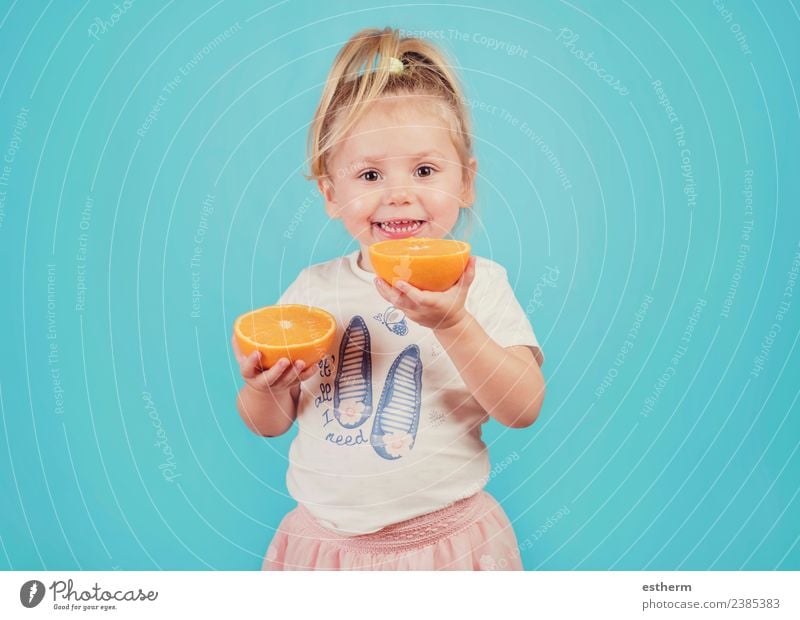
xmin=373 ymin=219 xmax=426 ymax=233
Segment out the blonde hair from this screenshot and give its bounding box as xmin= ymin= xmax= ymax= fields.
xmin=306 ymin=27 xmax=476 ymax=239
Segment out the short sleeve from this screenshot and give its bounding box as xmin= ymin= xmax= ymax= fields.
xmin=276 ymin=268 xmax=314 ymax=306
xmin=467 ymin=258 xmax=545 ymax=367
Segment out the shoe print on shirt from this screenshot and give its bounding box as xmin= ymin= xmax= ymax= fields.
xmin=370 ymin=344 xmax=423 ymax=460
xmin=333 ymin=315 xmax=373 ymax=429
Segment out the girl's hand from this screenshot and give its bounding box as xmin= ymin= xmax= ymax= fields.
xmin=231 ymin=333 xmax=318 ymax=394
xmin=374 ymin=256 xmax=477 ymax=330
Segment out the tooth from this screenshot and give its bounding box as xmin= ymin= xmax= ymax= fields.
xmin=377 ymin=219 xmax=421 ymax=233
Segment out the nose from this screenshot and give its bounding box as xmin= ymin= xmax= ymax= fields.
xmin=384 ymin=183 xmax=412 ymax=207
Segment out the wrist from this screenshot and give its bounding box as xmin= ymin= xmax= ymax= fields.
xmin=244 ymin=381 xmax=287 ymax=398
xmin=238 ymin=382 xmax=297 ymax=435
xmin=433 ymin=310 xmax=472 ymax=336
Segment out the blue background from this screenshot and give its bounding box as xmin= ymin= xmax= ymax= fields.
xmin=1 ymin=0 xmax=799 ymax=570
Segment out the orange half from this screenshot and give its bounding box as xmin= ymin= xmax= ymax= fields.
xmin=369 ymin=237 xmax=471 ymax=291
xmin=234 ymin=304 xmax=336 ymax=369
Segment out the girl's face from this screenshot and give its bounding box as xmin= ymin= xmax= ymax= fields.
xmin=319 ymin=96 xmax=477 ymax=272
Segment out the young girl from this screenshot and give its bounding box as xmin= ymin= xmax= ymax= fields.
xmin=232 ymin=27 xmax=545 ymax=570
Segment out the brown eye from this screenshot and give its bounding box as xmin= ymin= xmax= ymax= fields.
xmin=360 ymin=170 xmax=380 ymax=182
xmin=416 ymin=165 xmax=434 ymax=178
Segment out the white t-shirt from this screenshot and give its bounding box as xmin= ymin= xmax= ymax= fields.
xmin=276 ymin=249 xmax=544 ymax=535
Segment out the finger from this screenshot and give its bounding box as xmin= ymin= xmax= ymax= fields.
xmin=299 ymin=364 xmax=318 ymax=381
xmin=251 ymin=350 xmax=266 ymax=371
xmin=291 ymin=359 xmax=310 ymax=381
xmin=375 ymin=278 xmax=402 ymax=306
xmin=269 ymin=360 xmax=307 ymax=391
xmin=463 ymin=256 xmax=474 ymax=279
xmin=253 ymin=358 xmax=292 ymax=388
xmin=387 ymin=281 xmax=415 ymax=309
xmin=393 ymin=280 xmax=424 ymax=305
xmin=239 ymin=350 xmax=257 ymax=378
xmin=464 ymin=256 xmax=475 ymax=278
xmin=457 ymin=257 xmax=476 ymax=289
xmin=241 ymin=351 xmax=268 ymax=379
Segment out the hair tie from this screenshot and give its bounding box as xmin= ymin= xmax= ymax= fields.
xmin=346 ymin=55 xmax=404 ymax=82
xmin=387 ymin=56 xmax=405 ymax=75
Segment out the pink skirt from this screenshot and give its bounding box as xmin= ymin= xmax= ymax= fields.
xmin=262 ymin=490 xmax=523 ymax=571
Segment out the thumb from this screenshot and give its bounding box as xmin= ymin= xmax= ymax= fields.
xmin=463 ymin=256 xmax=476 ymax=287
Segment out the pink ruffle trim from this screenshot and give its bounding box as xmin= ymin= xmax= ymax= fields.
xmin=262 ymin=491 xmax=523 ymax=570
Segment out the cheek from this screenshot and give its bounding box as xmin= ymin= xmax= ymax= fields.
xmin=336 ymin=194 xmax=376 ymax=236
xmin=335 ymin=190 xmax=370 ymax=219
xmin=422 ymin=187 xmax=461 ymax=219
xmin=348 ymin=200 xmax=375 ymax=225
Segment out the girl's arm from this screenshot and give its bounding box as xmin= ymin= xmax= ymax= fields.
xmin=232 ymin=333 xmax=317 ymax=437
xmin=374 ymin=257 xmax=544 ymax=427
xmin=236 ymin=382 xmax=299 ymax=437
xmin=433 ymin=312 xmax=545 ymax=428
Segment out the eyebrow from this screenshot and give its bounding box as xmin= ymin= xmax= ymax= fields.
xmin=350 ymin=151 xmax=447 ymax=165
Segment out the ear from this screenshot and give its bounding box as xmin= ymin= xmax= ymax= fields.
xmin=318 ymin=177 xmax=340 ymax=219
xmin=460 ymin=157 xmax=478 ymax=207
